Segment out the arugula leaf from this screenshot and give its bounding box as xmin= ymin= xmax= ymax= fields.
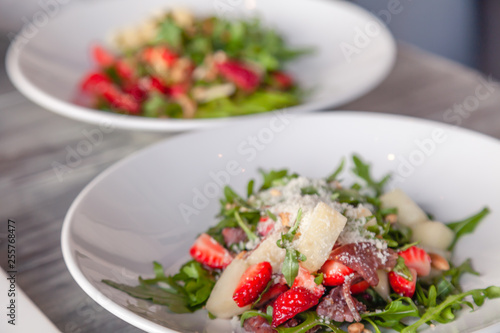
xmin=275 ymin=311 xmax=346 ymax=333
xmin=240 ymin=308 xmax=273 ymax=326
xmin=392 ymin=256 xmax=413 ymax=281
xmin=276 ymin=209 xmax=305 ymax=286
xmin=362 ymin=297 xmax=419 ymax=330
xmin=247 ymin=179 xmax=255 ymax=198
xmin=234 ymin=211 xmax=258 ymax=241
xmin=351 ymin=155 xmax=390 ymax=196
xmin=300 ymin=186 xmax=319 ymax=196
xmin=259 ymin=169 xmax=297 ymax=190
xmin=314 ymin=273 xmax=324 ymax=285
xmin=444 ymin=258 xmax=479 ymax=291
xmin=103 ymin=261 xmax=215 ymax=313
xmin=266 ymin=210 xmax=277 ymax=222
xmin=401 ymin=286 xmax=500 ymax=333
xmin=326 ymin=157 xmax=345 ymax=182
xmin=446 ymin=207 xmax=490 ymax=250
xmin=155 ymin=17 xmax=183 ymax=49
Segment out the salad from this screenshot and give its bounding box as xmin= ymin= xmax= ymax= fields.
xmin=104 ymin=156 xmax=499 ymax=332
xmin=80 ymin=9 xmax=309 ymax=119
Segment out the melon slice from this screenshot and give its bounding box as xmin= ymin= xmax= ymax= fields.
xmin=380 ymin=189 xmax=428 ymax=227
xmin=247 ymin=230 xmax=286 ymax=273
xmin=205 ymin=258 xmax=250 ymax=318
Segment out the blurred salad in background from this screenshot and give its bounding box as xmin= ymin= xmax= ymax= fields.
xmin=79 ymin=8 xmax=312 ymax=119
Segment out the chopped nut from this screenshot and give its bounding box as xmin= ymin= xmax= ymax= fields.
xmin=279 ymin=212 xmax=291 ymax=227
xmin=235 ymin=251 xmax=247 ymax=260
xmin=385 ymin=214 xmax=398 ymax=224
xmin=270 ymin=189 xmax=282 ymax=197
xmin=332 ymin=180 xmax=342 ymax=189
xmin=429 ymin=253 xmax=450 ymax=271
xmin=170 ymin=58 xmax=192 ymax=82
xmin=348 ymin=322 xmax=365 ymax=333
xmin=192 ymin=83 xmax=236 ymax=103
xmin=175 ymin=94 xmax=196 ymax=118
xmin=171 ymin=8 xmax=194 ymax=28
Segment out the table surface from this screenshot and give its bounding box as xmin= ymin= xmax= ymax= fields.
xmin=1 ymin=38 xmax=500 ymax=333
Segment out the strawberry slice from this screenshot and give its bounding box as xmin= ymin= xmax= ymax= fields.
xmin=92 ymin=45 xmax=115 ymax=67
xmin=189 ymin=233 xmax=233 ymax=269
xmin=216 ymin=60 xmax=260 ymax=92
xmin=255 ymin=282 xmax=289 ymax=307
xmin=292 ymin=266 xmax=325 ymax=297
xmin=272 ymin=287 xmax=320 ymax=327
xmin=389 ymin=268 xmax=417 ymax=298
xmin=233 ymin=261 xmax=272 ymax=307
xmin=142 ymin=46 xmax=178 ymax=66
xmin=257 ymin=216 xmax=275 ymax=237
xmin=350 ymin=280 xmax=370 ymax=294
xmin=398 ymin=246 xmax=431 ymax=277
xmin=149 ymin=77 xmax=170 ymax=94
xmin=320 ymin=260 xmax=354 ymax=286
xmin=271 ymin=71 xmax=294 ymax=89
xmin=81 ymin=72 xmax=112 ymax=94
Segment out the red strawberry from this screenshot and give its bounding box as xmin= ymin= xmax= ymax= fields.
xmin=81 ymin=72 xmax=112 ymax=94
xmin=102 ymin=89 xmax=140 ymax=114
xmin=350 ymin=280 xmax=370 ymax=294
xmin=116 ymin=60 xmax=134 ymax=80
xmin=272 ymin=287 xmax=320 ymax=327
xmin=92 ymin=45 xmax=115 ymax=67
xmin=168 ymin=83 xmax=189 ymax=98
xmin=271 ymin=71 xmax=294 ymax=89
xmin=320 ymin=260 xmax=354 ymax=286
xmin=233 ymin=261 xmax=272 ymax=307
xmin=142 ymin=46 xmax=178 ymax=66
xmin=149 ymin=77 xmax=169 ymax=94
xmin=255 ymin=282 xmax=289 ymax=307
xmin=216 ymin=60 xmax=260 ymax=92
xmin=257 ymin=217 xmax=275 ymax=237
xmin=292 ymin=266 xmax=325 ymax=297
xmin=389 ymin=268 xmax=417 ymax=298
xmin=189 ymin=233 xmax=233 ymax=269
xmin=398 ymin=246 xmax=431 ymax=277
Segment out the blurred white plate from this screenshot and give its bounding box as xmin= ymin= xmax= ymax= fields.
xmin=61 ymin=112 xmax=500 ymax=332
xmin=6 ymin=0 xmax=395 ymax=132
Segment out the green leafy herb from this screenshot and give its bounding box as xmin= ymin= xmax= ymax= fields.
xmin=155 ymin=17 xmax=182 ymax=49
xmin=259 ymin=169 xmax=297 ymax=190
xmin=247 ymin=179 xmax=255 ymax=198
xmin=275 ymin=311 xmax=346 ymax=333
xmin=351 ymin=154 xmax=391 ymax=196
xmin=314 ymin=273 xmax=324 ymax=285
xmin=362 ymin=297 xmax=419 ymax=331
xmin=446 ymin=207 xmax=490 ymax=250
xmin=326 ymin=157 xmax=345 ymax=182
xmin=266 ymin=209 xmax=277 ymax=222
xmin=401 ymin=286 xmax=500 ymax=333
xmin=103 ymin=261 xmax=215 ymax=313
xmin=276 ymin=209 xmax=305 ymax=286
xmin=300 ymin=186 xmax=319 ymax=195
xmin=240 ymin=306 xmax=273 ymax=326
xmin=392 ymin=256 xmax=413 ymax=281
xmin=234 ymin=211 xmax=258 ymax=241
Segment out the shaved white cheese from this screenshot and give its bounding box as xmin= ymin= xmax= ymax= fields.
xmin=294 ymin=202 xmax=347 ymax=272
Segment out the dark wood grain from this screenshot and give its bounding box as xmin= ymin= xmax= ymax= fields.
xmin=1 ymin=41 xmax=499 ymax=333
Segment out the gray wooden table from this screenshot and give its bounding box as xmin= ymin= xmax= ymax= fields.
xmin=1 ymin=38 xmax=500 ymax=333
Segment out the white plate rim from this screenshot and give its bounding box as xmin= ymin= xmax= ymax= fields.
xmin=6 ymin=0 xmax=396 ymax=132
xmin=61 ymin=111 xmax=500 ymax=332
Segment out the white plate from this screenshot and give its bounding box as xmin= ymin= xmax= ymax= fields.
xmin=61 ymin=112 xmax=500 ymax=332
xmin=6 ymin=0 xmax=395 ymax=132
